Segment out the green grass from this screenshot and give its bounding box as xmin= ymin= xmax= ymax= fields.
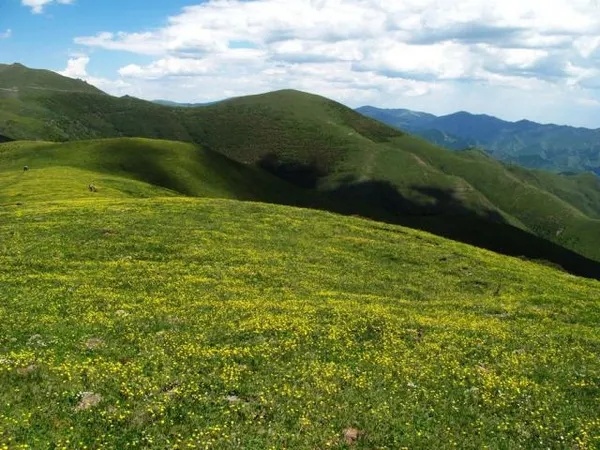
xmin=0 ymin=63 xmax=103 ymax=95
xmin=3 ymin=64 xmax=600 ymax=267
xmin=0 ymin=197 xmax=598 ymax=449
xmin=0 ymin=138 xmax=308 ymax=206
xmin=384 ymin=135 xmax=600 ymax=261
xmin=0 ymin=63 xmax=598 ymax=450
xmin=3 ymin=137 xmax=600 ymax=281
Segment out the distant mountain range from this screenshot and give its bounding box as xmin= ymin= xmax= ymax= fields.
xmin=356 ymin=106 xmax=600 ymax=173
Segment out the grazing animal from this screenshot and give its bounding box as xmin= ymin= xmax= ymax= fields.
xmin=23 ymin=165 xmax=29 ymax=171
xmin=88 ymin=183 xmax=97 ymax=192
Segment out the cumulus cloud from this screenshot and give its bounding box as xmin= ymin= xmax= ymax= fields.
xmin=59 ymin=55 xmax=130 ymax=94
xmin=0 ymin=29 xmax=11 ymax=39
xmin=59 ymin=55 xmax=89 ymax=79
xmin=69 ymin=0 xmax=600 ymax=126
xmin=22 ymin=0 xmax=74 ymax=14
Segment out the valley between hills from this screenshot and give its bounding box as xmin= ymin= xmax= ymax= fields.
xmin=0 ymin=63 xmax=599 ymax=448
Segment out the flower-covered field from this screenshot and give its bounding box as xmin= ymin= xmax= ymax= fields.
xmin=0 ymin=197 xmax=598 ymax=449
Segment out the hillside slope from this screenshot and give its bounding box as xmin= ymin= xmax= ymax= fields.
xmin=0 ymin=138 xmax=307 ymax=206
xmin=387 ymin=136 xmax=600 ymax=260
xmin=1 ymin=197 xmax=598 ymax=448
xmin=179 ymin=91 xmax=600 ymax=264
xmin=2 ymin=64 xmax=600 ymax=268
xmin=0 ymin=63 xmax=104 ymax=94
xmin=2 ymin=138 xmax=600 ymax=280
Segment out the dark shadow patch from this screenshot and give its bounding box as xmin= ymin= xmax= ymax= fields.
xmin=301 ymin=178 xmax=600 ymax=281
xmin=258 ymin=153 xmax=327 ymax=189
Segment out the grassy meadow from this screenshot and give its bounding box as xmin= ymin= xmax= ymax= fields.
xmin=3 ymin=62 xmax=600 ymax=266
xmin=0 ymin=73 xmax=599 ymax=448
xmin=3 ymin=138 xmax=600 ymax=282
xmin=1 ymin=195 xmax=599 ymax=449
xmin=0 ymin=139 xmax=310 ymax=207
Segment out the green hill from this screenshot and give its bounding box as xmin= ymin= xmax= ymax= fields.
xmin=0 ymin=65 xmax=598 ymax=449
xmin=179 ymin=92 xmax=600 ymax=264
xmin=0 ymin=138 xmax=307 ymax=206
xmin=182 ymin=89 xmax=401 ymax=179
xmin=0 ymin=63 xmax=104 ymax=94
xmin=2 ymin=64 xmax=600 ymax=274
xmin=2 ymin=138 xmax=600 ymax=279
xmin=1 ymin=196 xmax=598 ymax=449
xmin=384 ymin=136 xmax=600 ymax=261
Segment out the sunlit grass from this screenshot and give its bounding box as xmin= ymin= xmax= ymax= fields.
xmin=0 ymin=138 xmax=307 ymax=208
xmin=1 ymin=197 xmax=598 ymax=449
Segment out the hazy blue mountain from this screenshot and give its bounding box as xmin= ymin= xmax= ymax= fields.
xmin=355 ymin=106 xmax=437 ymax=130
xmin=357 ymin=106 xmax=600 ymax=173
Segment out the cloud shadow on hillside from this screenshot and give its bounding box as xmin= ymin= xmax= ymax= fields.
xmin=250 ymin=157 xmax=600 ymax=280
xmin=319 ymin=178 xmax=600 ymax=280
xmin=258 ymin=153 xmax=328 ymax=189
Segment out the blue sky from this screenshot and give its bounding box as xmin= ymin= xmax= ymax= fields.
xmin=0 ymin=0 xmax=188 ymax=74
xmin=3 ymin=0 xmax=600 ymax=127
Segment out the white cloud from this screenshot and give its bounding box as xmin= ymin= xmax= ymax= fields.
xmin=119 ymin=57 xmax=218 ymax=79
xmin=69 ymin=0 xmax=600 ymax=126
xmin=59 ymin=55 xmax=131 ymax=94
xmin=59 ymin=55 xmax=89 ymax=79
xmin=22 ymin=0 xmax=74 ymax=14
xmin=353 ymin=40 xmax=479 ymax=81
xmin=0 ymin=29 xmax=11 ymax=39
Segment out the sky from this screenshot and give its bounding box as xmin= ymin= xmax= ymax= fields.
xmin=3 ymin=0 xmax=600 ymax=127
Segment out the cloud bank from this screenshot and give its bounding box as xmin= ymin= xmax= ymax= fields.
xmin=66 ymin=0 xmax=600 ymax=126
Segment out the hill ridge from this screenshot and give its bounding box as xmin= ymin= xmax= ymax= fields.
xmin=0 ymin=62 xmax=105 ymax=95
xmin=2 ymin=63 xmax=600 ymax=275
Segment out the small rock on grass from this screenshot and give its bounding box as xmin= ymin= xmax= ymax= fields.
xmin=27 ymin=334 xmax=46 ymax=347
xmin=85 ymin=338 xmax=104 ymax=350
xmin=75 ymin=392 xmax=102 ymax=411
xmin=343 ymin=427 xmax=360 ymax=445
xmin=16 ymin=364 xmax=38 ymax=376
xmin=226 ymin=395 xmax=241 ymax=403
